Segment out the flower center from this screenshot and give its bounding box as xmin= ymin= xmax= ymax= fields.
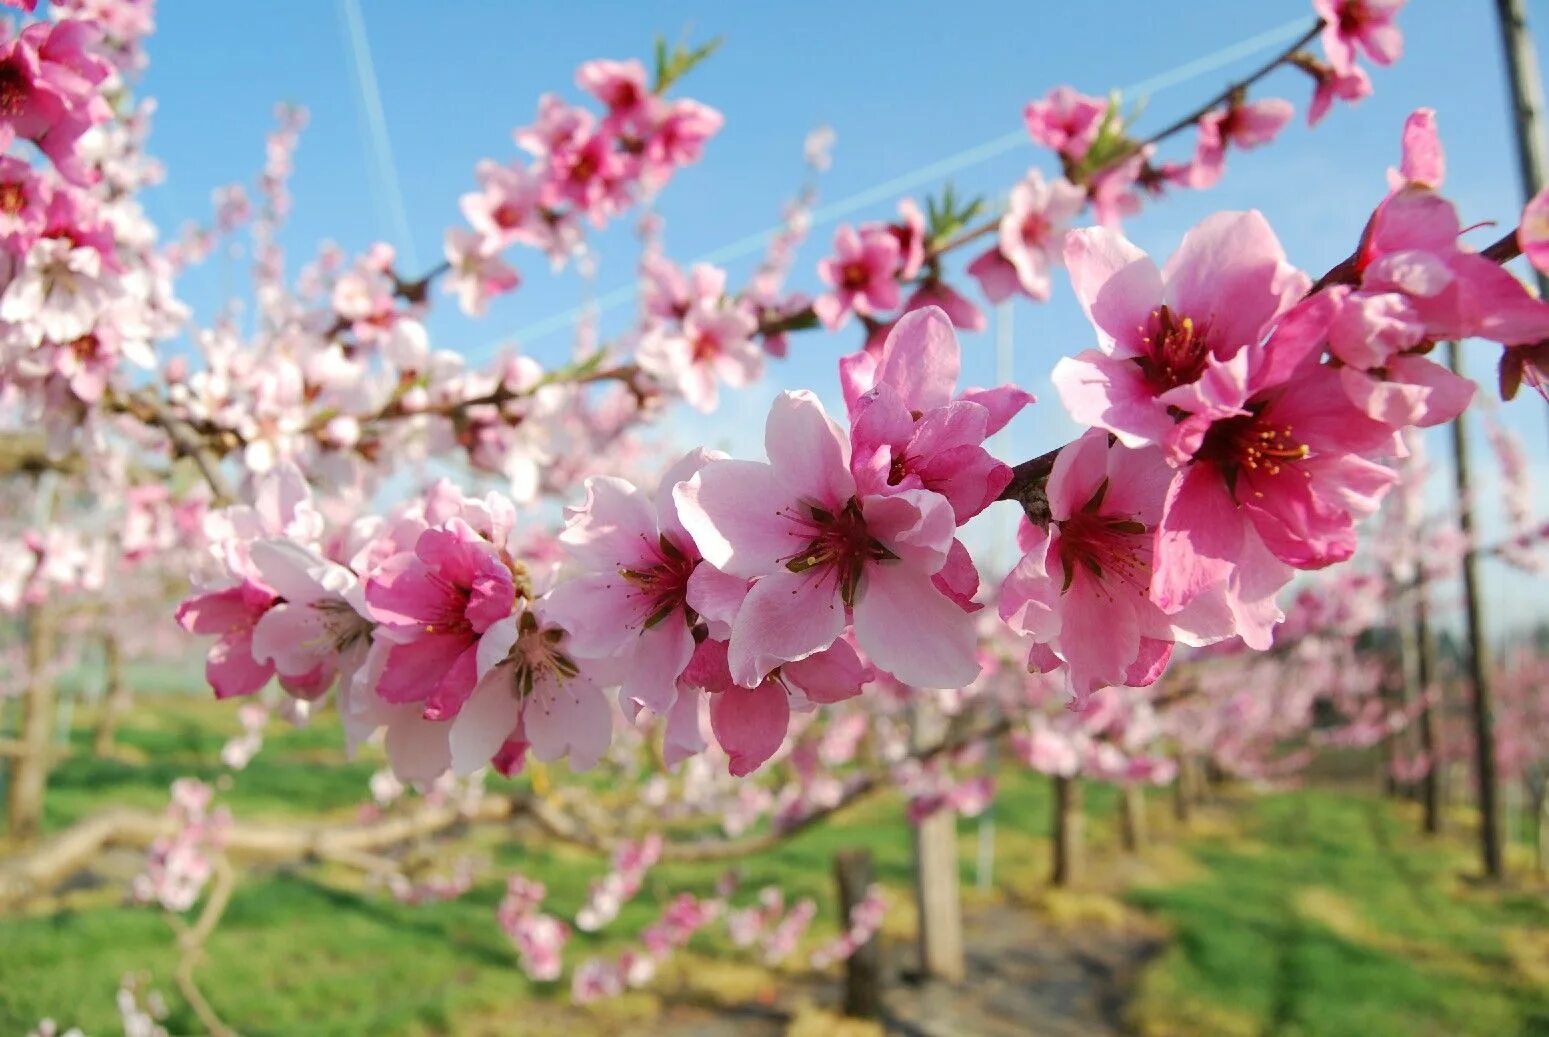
xmin=618 ymin=533 xmax=698 ymax=629
xmin=510 ymin=611 xmax=579 ymax=695
xmin=1054 ymin=478 xmax=1149 ymax=595
xmin=1135 ymin=305 xmax=1212 ymax=390
xmin=0 ymin=180 xmax=26 ymax=215
xmin=0 ymin=65 xmax=29 ymax=118
xmin=839 ymin=261 xmax=872 ymax=292
xmin=1198 ymin=408 xmax=1310 ymax=484
xmin=781 ymin=498 xmax=896 ymax=607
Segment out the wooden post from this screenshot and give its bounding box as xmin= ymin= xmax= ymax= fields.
xmin=834 ymin=849 xmax=882 ymax=1018
xmin=6 ymin=605 xmax=56 ymax=842
xmin=92 ymin=634 xmax=130 ymax=757
xmin=1051 ymin=774 xmax=1083 ymax=887
xmin=1120 ymin=784 xmax=1147 ymax=854
xmin=1172 ymin=753 xmax=1192 ymax=827
xmin=1448 ymin=342 xmax=1504 ymax=880
xmin=910 ymin=701 xmax=964 ymax=982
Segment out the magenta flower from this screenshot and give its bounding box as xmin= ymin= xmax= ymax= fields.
xmin=814 ymin=225 xmax=901 ymax=330
xmin=0 ymin=20 xmax=112 ymax=184
xmin=848 ymin=307 xmax=1030 ymax=523
xmin=1314 ymin=0 xmax=1405 ymax=77
xmin=674 ymin=390 xmax=978 ymax=690
xmin=1051 ymin=211 xmax=1306 ymax=460
xmin=364 ymin=518 xmax=518 ymax=721
xmin=576 ymin=58 xmax=651 ymax=128
xmin=999 ymin=431 xmax=1231 ymax=702
xmin=1022 ymin=86 xmax=1107 ymax=162
xmin=175 ymin=578 xmax=278 ymax=700
xmin=1151 ymin=309 xmax=1400 ymax=647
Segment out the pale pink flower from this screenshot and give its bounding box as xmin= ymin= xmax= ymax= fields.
xmin=635 ymin=298 xmax=761 ymax=412
xmin=1305 ymin=62 xmax=1372 ymax=126
xmin=674 ymin=390 xmax=978 ymax=690
xmin=542 ymin=451 xmax=720 ymax=718
xmin=967 ymin=169 xmax=1085 ymax=303
xmin=442 ymin=228 xmax=519 ymax=316
xmin=175 ymin=578 xmax=277 ymax=700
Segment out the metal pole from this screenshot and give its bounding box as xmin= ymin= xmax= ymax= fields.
xmin=1448 ymin=342 xmax=1505 ymax=879
xmin=1496 ymin=0 xmax=1549 ymax=299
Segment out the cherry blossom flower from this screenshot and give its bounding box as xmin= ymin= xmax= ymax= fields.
xmin=813 ymin=224 xmax=901 ymax=330
xmin=967 ymin=169 xmax=1085 ymax=303
xmin=542 ymin=450 xmax=720 ymax=717
xmin=1188 ymin=98 xmax=1294 ymax=189
xmin=999 ymin=431 xmax=1230 ymax=702
xmin=1052 ymin=210 xmax=1307 ymax=460
xmin=675 ymin=390 xmax=978 ymax=690
xmin=1022 ymin=86 xmax=1108 ymax=162
xmin=1314 ymin=0 xmax=1405 ymax=77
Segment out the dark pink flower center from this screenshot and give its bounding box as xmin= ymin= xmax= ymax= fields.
xmin=839 ymin=260 xmax=872 ymax=292
xmin=1020 ymin=212 xmax=1051 ymax=246
xmin=782 ymin=498 xmax=896 ymax=607
xmin=619 ymin=534 xmax=698 ymax=628
xmin=1055 ymin=478 xmax=1149 ymax=594
xmin=1136 ymin=304 xmax=1212 ymax=391
xmin=0 ymin=180 xmax=26 ymax=215
xmin=0 ymin=64 xmax=29 ymax=118
xmin=1198 ymin=407 xmax=1310 ymax=483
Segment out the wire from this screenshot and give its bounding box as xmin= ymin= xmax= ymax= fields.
xmin=340 ymin=0 xmax=420 ymax=271
xmin=495 ymin=14 xmax=1312 ymax=352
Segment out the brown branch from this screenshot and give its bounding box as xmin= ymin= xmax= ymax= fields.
xmin=172 ymin=855 xmax=239 ymax=1037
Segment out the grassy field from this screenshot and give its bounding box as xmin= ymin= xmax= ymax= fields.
xmin=2 ymin=693 xmax=1547 ymax=1036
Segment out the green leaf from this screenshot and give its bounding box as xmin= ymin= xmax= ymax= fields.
xmin=652 ymin=33 xmax=724 ymax=94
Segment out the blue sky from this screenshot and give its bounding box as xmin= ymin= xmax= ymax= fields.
xmin=135 ymin=1 xmax=1548 ymax=634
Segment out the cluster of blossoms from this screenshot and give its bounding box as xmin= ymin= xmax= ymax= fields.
xmin=497 ymin=874 xmax=571 ymax=982
xmin=386 ymin=856 xmax=479 ymax=906
xmin=571 ymin=893 xmax=721 ymax=1004
xmin=444 ymin=56 xmax=722 ymax=316
xmin=575 ymin=833 xmax=662 ymax=931
xmin=808 ymin=884 xmax=886 ymax=970
xmin=997 ymin=110 xmax=1549 ymax=708
xmin=131 ymin=777 xmax=228 ymax=913
xmin=28 ymin=974 xmax=169 ymax=1037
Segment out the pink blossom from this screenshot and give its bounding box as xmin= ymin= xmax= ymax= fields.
xmin=0 ymin=20 xmax=113 ymax=184
xmin=814 ymin=224 xmax=901 ymax=330
xmin=1023 ymin=86 xmax=1108 ymax=161
xmin=175 ymin=578 xmax=277 ymax=700
xmin=459 ymin=160 xmax=547 ymax=252
xmin=903 ymin=278 xmax=984 ymax=332
xmin=541 ymin=451 xmax=718 ymax=718
xmin=1188 ymin=98 xmax=1294 ymax=189
xmin=1315 ymin=0 xmax=1405 ymax=77
xmin=1151 ymin=306 xmax=1401 ymax=647
xmin=967 ymin=170 xmax=1085 ymax=303
xmin=675 ymin=390 xmax=978 ymax=690
xmin=442 ymin=228 xmax=519 ymax=316
xmin=576 ymin=58 xmax=651 ymax=128
xmin=1052 ymin=211 xmax=1307 ymax=458
xmin=848 ymin=307 xmax=1029 ymax=524
xmin=999 ymin=431 xmax=1229 ymax=701
xmin=635 ymin=280 xmax=761 ymax=412
xmin=247 ymin=539 xmax=372 ymax=699
xmin=364 ymin=518 xmax=517 ymax=721
xmin=642 ymin=98 xmax=723 ymax=185
xmin=1305 ymin=62 xmax=1372 ymax=126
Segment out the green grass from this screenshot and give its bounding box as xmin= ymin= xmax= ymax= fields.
xmin=7 ymin=694 xmax=1549 ymax=1036
xmin=1129 ymin=789 xmax=1549 ymax=1037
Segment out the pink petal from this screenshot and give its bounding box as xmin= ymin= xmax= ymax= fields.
xmin=726 ymin=568 xmax=845 ymax=687
xmin=852 ymin=563 xmax=979 ymax=688
xmin=709 ymin=678 xmax=790 ymax=776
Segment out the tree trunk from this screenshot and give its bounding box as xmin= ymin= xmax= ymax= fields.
xmin=1448 ymin=341 xmax=1504 ymax=881
xmin=1052 ymin=775 xmax=1083 ymax=887
xmin=6 ymin=605 xmax=55 ymax=843
xmin=834 ymin=849 xmax=882 ymax=1018
xmin=1414 ymin=583 xmax=1445 ymax=835
xmin=92 ymin=634 xmax=130 ymax=758
xmin=910 ymin=702 xmax=964 ymax=982
xmin=1120 ymin=784 xmax=1147 ymax=854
